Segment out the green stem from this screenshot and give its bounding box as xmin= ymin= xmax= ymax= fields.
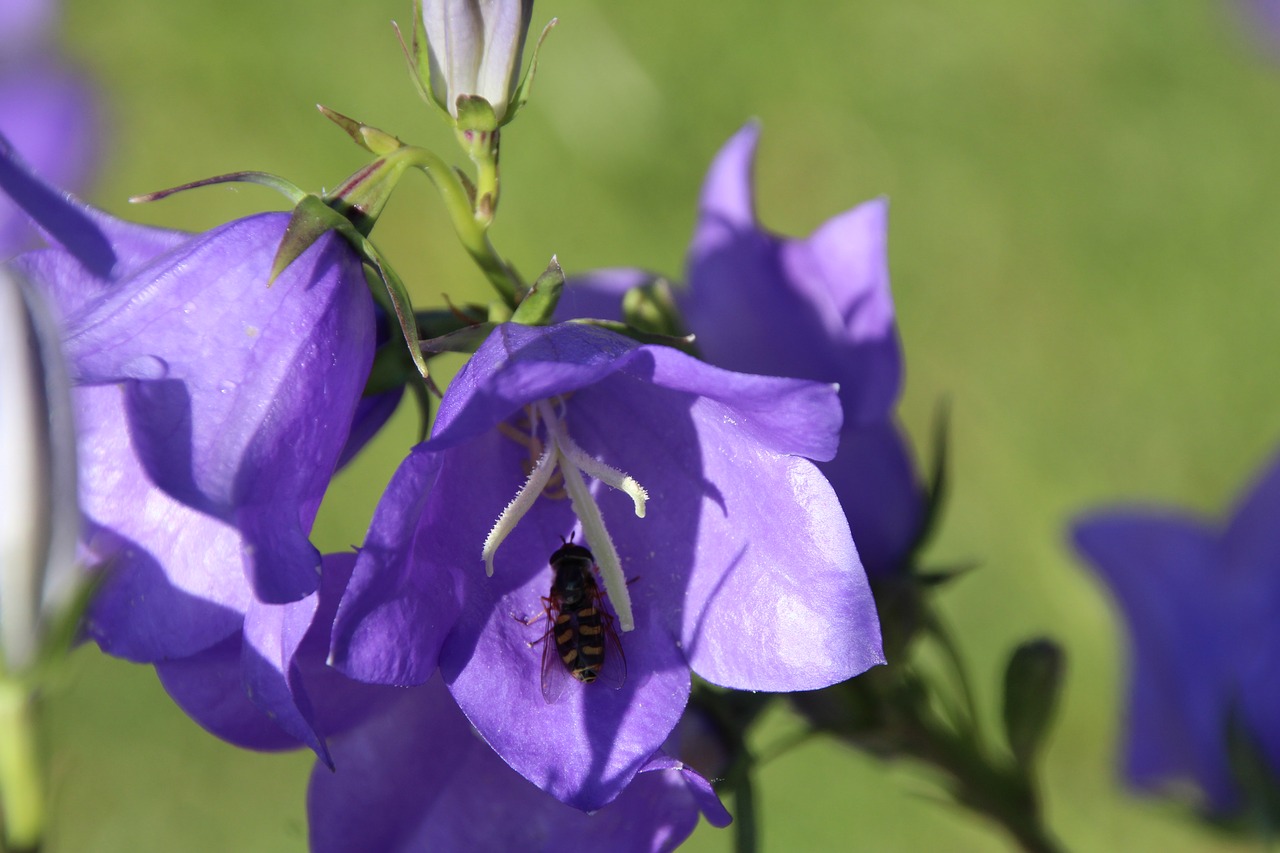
xmin=897 ymin=681 xmax=1062 ymax=853
xmin=403 ymin=146 xmax=522 ymax=308
xmin=0 ymin=682 xmax=43 ymax=853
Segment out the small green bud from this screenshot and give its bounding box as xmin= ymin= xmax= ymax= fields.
xmin=1001 ymin=638 xmax=1066 ymax=772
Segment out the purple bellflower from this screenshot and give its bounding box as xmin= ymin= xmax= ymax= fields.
xmin=0 ymin=0 xmax=98 ymax=256
xmin=331 ymin=321 xmax=884 ymax=810
xmin=0 ymin=140 xmax=378 ymax=755
xmin=562 ymin=124 xmax=925 ymax=579
xmin=1072 ymin=451 xmax=1280 ymax=814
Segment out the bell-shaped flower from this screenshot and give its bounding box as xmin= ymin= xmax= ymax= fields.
xmin=420 ymin=0 xmax=533 ymax=123
xmin=0 ymin=140 xmax=379 ymax=751
xmin=331 ymin=321 xmax=883 ymax=810
xmin=1071 ymin=450 xmax=1280 ymax=814
xmin=0 ymin=0 xmax=98 ymax=256
xmin=562 ymin=124 xmax=925 ymax=579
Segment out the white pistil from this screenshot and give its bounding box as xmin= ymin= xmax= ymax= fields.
xmin=482 ymin=441 xmax=557 ymax=576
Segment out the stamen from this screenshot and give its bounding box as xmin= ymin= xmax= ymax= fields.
xmin=484 ymin=398 xmax=648 ymax=632
xmin=481 ymin=441 xmax=557 ymax=576
xmin=554 ymin=427 xmax=648 ymax=519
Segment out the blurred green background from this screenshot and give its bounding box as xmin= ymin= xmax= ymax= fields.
xmin=38 ymin=0 xmax=1280 ymax=849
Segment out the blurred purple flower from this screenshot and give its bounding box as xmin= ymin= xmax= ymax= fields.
xmin=562 ymin=124 xmax=925 ymax=579
xmin=330 ymin=321 xmax=883 ymax=810
xmin=0 ymin=140 xmax=378 ymax=754
xmin=1072 ymin=451 xmax=1280 ymax=813
xmin=0 ymin=0 xmax=99 ymax=256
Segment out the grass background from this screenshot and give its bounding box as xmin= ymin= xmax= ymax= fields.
xmin=35 ymin=0 xmax=1280 ymax=849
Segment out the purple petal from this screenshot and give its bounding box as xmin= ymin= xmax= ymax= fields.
xmin=818 ymin=423 xmax=925 ymax=579
xmin=1072 ymin=511 xmax=1239 ymax=812
xmin=309 ymin=678 xmax=723 ymax=853
xmin=154 ymin=553 xmax=399 ymax=755
xmin=78 ymin=383 xmax=249 ymax=661
xmin=1224 ymin=449 xmax=1280 ymax=571
xmin=683 ymin=123 xmax=903 ymax=425
xmin=0 ymin=64 xmax=99 ymax=257
xmin=330 ymin=446 xmax=458 ymax=685
xmin=241 ymin=593 xmax=328 ymax=763
xmin=0 ymin=0 xmax=53 ymax=49
xmin=335 ymin=387 xmax=403 ymax=470
xmin=154 ymin=634 xmax=302 ymax=752
xmin=564 ymin=378 xmax=883 ymax=691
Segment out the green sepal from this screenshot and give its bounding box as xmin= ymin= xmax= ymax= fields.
xmin=510 ymin=257 xmax=564 ymax=325
xmin=269 ymin=197 xmax=343 ymax=285
xmin=271 ymin=195 xmax=430 ymax=381
xmin=420 ymin=322 xmax=497 ymax=356
xmin=1225 ymin=707 xmax=1280 ymax=827
xmin=1001 ymin=639 xmax=1066 ymax=772
xmin=487 ymin=301 xmax=513 ymax=324
xmin=323 ymin=144 xmax=431 ymax=237
xmin=129 ymin=171 xmax=305 ymax=206
xmin=398 ymin=0 xmax=450 ymax=118
xmin=914 ymin=562 xmax=978 ymax=587
xmin=317 ymin=104 xmax=404 ymax=156
xmin=622 ymin=277 xmax=687 ymax=338
xmin=417 ymin=305 xmax=488 ymax=339
xmin=502 ymin=17 xmax=557 ymax=127
xmin=572 ymin=318 xmax=697 ymax=355
xmin=903 ymin=399 xmax=951 ymax=568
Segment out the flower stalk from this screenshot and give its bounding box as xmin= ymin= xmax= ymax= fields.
xmin=0 ymin=681 xmax=42 ymax=853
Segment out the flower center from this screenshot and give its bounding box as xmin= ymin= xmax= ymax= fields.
xmin=482 ymin=398 xmax=647 ymax=631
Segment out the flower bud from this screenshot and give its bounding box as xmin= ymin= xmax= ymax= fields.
xmin=0 ymin=267 xmax=79 ymax=675
xmin=418 ymin=0 xmax=534 ymax=125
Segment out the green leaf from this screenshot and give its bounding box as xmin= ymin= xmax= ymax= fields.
xmin=510 ymin=256 xmax=564 ymax=325
xmin=1002 ymin=639 xmax=1066 ymax=772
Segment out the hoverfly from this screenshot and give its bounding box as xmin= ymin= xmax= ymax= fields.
xmin=534 ymin=540 xmax=627 ymax=702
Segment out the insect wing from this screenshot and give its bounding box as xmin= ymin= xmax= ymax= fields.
xmin=593 ymin=589 xmax=628 ymax=691
xmin=539 ymin=607 xmax=570 ymax=704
